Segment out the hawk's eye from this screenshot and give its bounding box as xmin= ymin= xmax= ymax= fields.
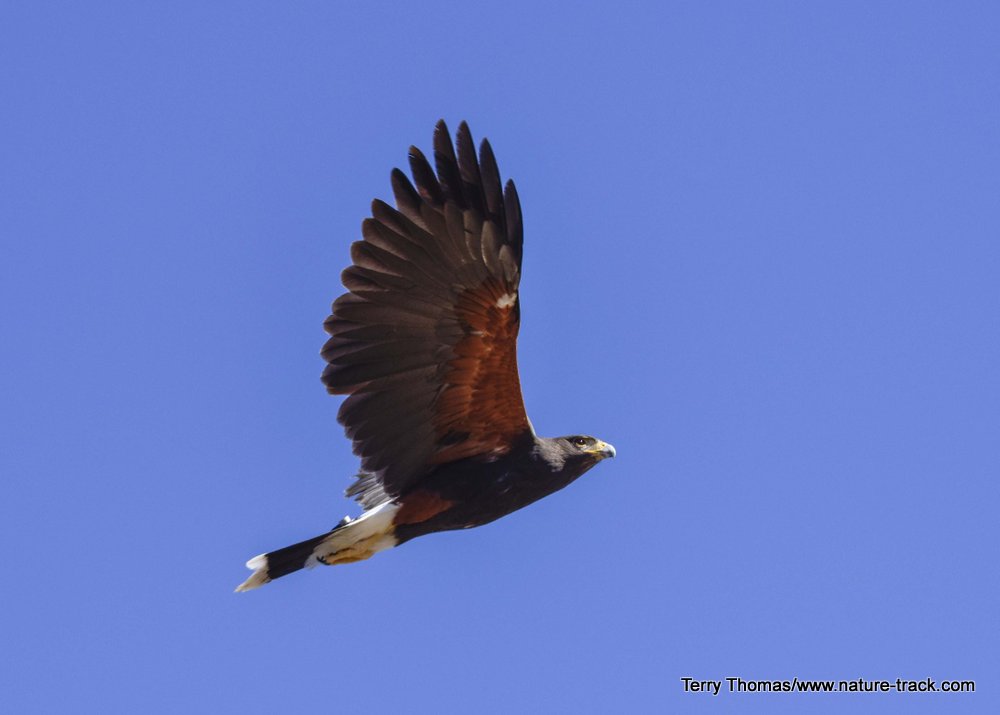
xmin=572 ymin=437 xmax=588 ymax=447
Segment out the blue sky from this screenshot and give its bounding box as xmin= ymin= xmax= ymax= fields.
xmin=2 ymin=2 xmax=997 ymax=713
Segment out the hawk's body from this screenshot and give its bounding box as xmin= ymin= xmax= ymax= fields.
xmin=237 ymin=121 xmax=614 ymax=591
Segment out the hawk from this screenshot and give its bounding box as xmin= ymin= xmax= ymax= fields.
xmin=237 ymin=121 xmax=615 ymax=591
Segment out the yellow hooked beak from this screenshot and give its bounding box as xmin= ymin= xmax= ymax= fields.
xmin=586 ymin=440 xmax=617 ymax=460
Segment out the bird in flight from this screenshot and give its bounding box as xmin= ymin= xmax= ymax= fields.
xmin=237 ymin=120 xmax=615 ymax=591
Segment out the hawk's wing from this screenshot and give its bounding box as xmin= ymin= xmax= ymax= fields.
xmin=321 ymin=121 xmax=530 ymax=508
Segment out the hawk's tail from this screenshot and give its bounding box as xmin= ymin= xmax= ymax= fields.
xmin=234 ymin=532 xmax=330 ymax=592
xmin=235 ymin=502 xmax=400 ymax=592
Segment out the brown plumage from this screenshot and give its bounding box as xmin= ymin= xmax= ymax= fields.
xmin=237 ymin=121 xmax=614 ymax=592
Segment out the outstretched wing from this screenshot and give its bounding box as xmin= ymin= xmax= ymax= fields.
xmin=321 ymin=120 xmax=530 ymax=508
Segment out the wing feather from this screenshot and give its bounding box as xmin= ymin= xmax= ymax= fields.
xmin=323 ymin=121 xmax=529 ymax=505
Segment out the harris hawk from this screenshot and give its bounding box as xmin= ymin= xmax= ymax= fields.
xmin=237 ymin=121 xmax=615 ymax=591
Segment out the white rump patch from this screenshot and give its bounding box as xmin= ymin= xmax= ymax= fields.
xmin=496 ymin=292 xmax=517 ymax=309
xmin=306 ymin=501 xmax=400 ymax=568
